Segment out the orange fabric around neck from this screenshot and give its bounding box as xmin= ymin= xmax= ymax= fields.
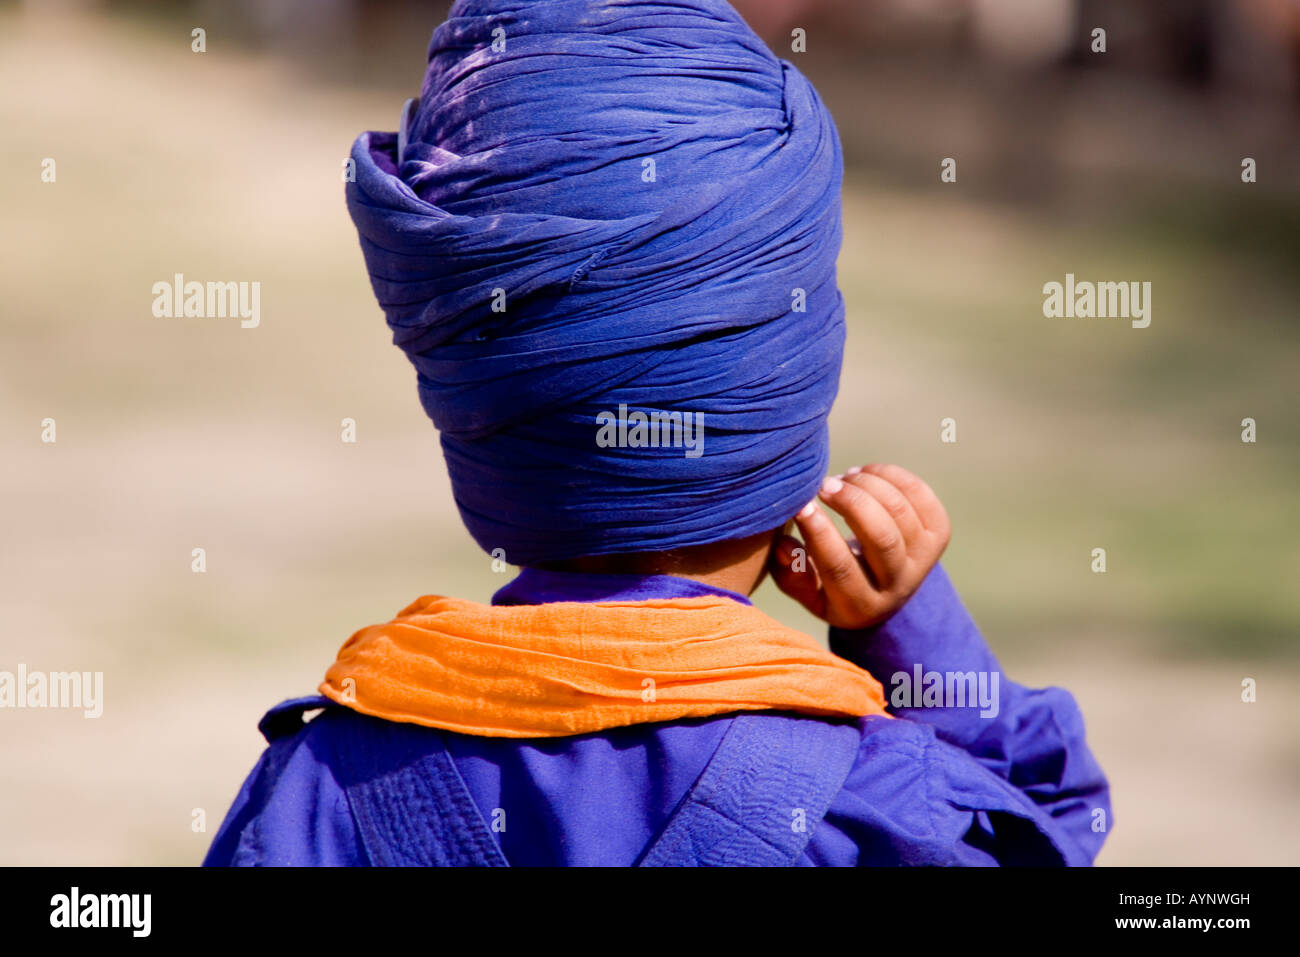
xmin=319 ymin=595 xmax=889 ymax=738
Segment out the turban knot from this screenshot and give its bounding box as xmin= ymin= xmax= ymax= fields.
xmin=346 ymin=0 xmax=846 ymax=564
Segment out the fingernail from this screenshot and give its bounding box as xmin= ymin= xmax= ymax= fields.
xmin=798 ymin=499 xmax=817 ymax=519
xmin=845 ymin=465 xmax=862 ymax=476
xmin=820 ymin=475 xmax=843 ymax=497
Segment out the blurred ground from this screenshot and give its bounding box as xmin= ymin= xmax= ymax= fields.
xmin=1 ymin=7 xmax=1297 ymax=864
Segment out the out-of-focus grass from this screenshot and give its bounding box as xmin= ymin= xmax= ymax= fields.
xmin=822 ymin=181 xmax=1300 ymax=660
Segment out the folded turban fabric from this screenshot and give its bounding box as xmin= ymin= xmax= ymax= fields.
xmin=346 ymin=0 xmax=846 ymax=565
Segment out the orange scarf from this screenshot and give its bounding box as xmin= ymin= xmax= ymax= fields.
xmin=320 ymin=594 xmax=888 ymax=738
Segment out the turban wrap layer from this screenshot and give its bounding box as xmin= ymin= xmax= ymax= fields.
xmin=346 ymin=0 xmax=846 ymax=565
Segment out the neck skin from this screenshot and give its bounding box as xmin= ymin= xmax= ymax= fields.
xmin=532 ymin=527 xmax=782 ymax=598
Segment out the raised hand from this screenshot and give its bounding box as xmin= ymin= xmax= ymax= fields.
xmin=769 ymin=464 xmax=951 ymax=629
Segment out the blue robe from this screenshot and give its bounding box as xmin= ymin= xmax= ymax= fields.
xmin=204 ymin=565 xmax=1110 ymax=866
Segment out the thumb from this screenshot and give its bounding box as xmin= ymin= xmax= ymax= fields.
xmin=768 ymin=534 xmax=826 ymax=620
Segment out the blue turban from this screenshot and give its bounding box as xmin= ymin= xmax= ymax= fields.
xmin=346 ymin=0 xmax=845 ymax=565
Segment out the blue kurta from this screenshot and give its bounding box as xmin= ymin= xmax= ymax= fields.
xmin=204 ymin=565 xmax=1110 ymax=866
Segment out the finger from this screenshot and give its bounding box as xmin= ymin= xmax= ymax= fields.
xmin=816 ymin=476 xmax=907 ymax=590
xmin=767 ymin=533 xmax=826 ymax=619
xmin=844 ymin=471 xmax=924 ymax=551
xmin=793 ymin=495 xmax=874 ymax=603
xmin=859 ymin=464 xmax=951 ymax=542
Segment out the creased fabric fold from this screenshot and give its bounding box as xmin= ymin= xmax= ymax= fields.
xmin=320 ymin=594 xmax=887 ymax=737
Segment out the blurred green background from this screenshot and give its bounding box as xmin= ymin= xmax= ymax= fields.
xmin=2 ymin=0 xmax=1298 ymax=865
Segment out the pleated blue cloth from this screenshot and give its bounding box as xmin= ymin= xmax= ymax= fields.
xmin=346 ymin=0 xmax=846 ymax=563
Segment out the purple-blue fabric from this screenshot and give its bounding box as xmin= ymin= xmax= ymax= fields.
xmin=204 ymin=565 xmax=1111 ymax=866
xmin=345 ymin=0 xmax=846 ymax=564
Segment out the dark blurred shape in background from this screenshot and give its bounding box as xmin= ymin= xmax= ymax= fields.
xmin=41 ymin=0 xmax=1300 ymax=217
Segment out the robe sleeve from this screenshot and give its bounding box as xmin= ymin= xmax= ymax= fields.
xmin=828 ymin=564 xmax=1111 ymax=865
xmin=202 ymin=708 xmax=364 ymax=867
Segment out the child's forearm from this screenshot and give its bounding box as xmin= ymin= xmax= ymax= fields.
xmin=832 ymin=563 xmax=1113 ymax=863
